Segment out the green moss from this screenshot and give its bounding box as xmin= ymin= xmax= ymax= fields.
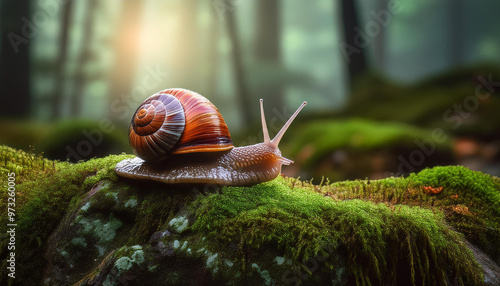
xmin=125 ymin=189 xmax=198 ymax=245
xmin=0 ymin=145 xmax=56 ymax=182
xmin=0 ymin=120 xmax=51 ymax=151
xmin=407 ymin=166 xmax=500 ymax=261
xmin=37 ymin=119 xmax=129 ymax=161
xmin=192 ymin=177 xmax=483 ymax=285
xmin=319 ymin=165 xmax=500 ymax=263
xmin=0 ymin=146 xmax=495 ymax=285
xmin=0 ymin=146 xmax=133 ymax=285
xmin=286 ymin=119 xmax=451 ymax=168
xmin=406 ymin=166 xmax=500 ymax=216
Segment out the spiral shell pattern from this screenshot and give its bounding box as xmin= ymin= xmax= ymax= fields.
xmin=129 ymin=93 xmax=185 ymax=161
xmin=129 ymin=88 xmax=233 ymax=161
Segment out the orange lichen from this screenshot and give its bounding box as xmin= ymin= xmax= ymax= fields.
xmin=422 ymin=186 xmax=443 ymax=195
xmin=450 ymin=205 xmax=475 ymax=216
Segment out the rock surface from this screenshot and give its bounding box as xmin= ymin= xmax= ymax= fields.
xmin=41 ymin=175 xmax=498 ymax=286
xmin=0 ymin=149 xmax=499 ymax=285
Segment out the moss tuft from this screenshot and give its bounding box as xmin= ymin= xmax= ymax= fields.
xmin=192 ymin=177 xmax=483 ymax=285
xmin=407 ymin=166 xmax=500 ymax=262
xmin=0 ymin=146 xmax=133 ymax=285
xmin=407 ymin=166 xmax=500 ymax=216
xmin=317 ymin=165 xmax=500 ymax=263
xmin=286 ymin=119 xmax=451 ymax=169
xmin=0 ymin=145 xmax=56 ymax=182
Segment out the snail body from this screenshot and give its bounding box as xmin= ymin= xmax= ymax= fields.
xmin=115 ymin=88 xmax=306 ymax=186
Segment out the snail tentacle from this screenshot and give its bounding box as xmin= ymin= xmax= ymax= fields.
xmin=259 ymin=99 xmax=271 ymax=144
xmin=270 ymin=101 xmax=307 ymax=148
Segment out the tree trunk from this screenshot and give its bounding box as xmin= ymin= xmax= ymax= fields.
xmin=204 ymin=1 xmax=220 ymax=101
xmin=0 ymin=0 xmax=31 ymax=118
xmin=224 ymin=1 xmax=253 ymax=125
xmin=373 ymin=0 xmax=388 ymax=71
xmin=52 ymin=0 xmax=74 ymax=119
xmin=170 ymin=0 xmax=203 ymax=91
xmin=448 ymin=0 xmax=463 ymax=66
xmin=253 ymin=0 xmax=283 ymax=121
xmin=340 ymin=0 xmax=367 ymax=88
xmin=70 ymin=0 xmax=97 ymax=117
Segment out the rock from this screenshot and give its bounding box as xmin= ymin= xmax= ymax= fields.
xmin=466 ymin=240 xmax=500 ymax=286
xmin=0 ymin=149 xmax=498 ymax=285
xmin=41 ymin=174 xmax=493 ymax=285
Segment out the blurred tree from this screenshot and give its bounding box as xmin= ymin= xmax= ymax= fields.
xmin=340 ymin=0 xmax=367 ymax=88
xmin=449 ymin=0 xmax=464 ymax=66
xmin=373 ymin=0 xmax=388 ymax=70
xmin=253 ymin=0 xmax=283 ymax=120
xmin=70 ymin=0 xmax=97 ymax=117
xmin=51 ymin=0 xmax=74 ymax=120
xmin=0 ymin=0 xmax=31 ymax=118
xmin=108 ymin=0 xmax=144 ymax=120
xmin=224 ymin=0 xmax=252 ymax=124
xmin=169 ymin=0 xmax=203 ymax=90
xmin=204 ymin=1 xmax=220 ymax=101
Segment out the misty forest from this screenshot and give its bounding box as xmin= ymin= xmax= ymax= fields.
xmin=1 ymin=0 xmax=499 ymax=180
xmin=1 ymin=0 xmax=500 ymax=285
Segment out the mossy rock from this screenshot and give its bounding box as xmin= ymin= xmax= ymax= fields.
xmin=0 ymin=146 xmax=499 ymax=285
xmin=284 ymin=119 xmax=454 ymax=180
xmin=0 ymin=120 xmax=51 ymax=151
xmin=0 ymin=146 xmax=133 ymax=285
xmin=37 ymin=120 xmax=129 ymax=162
xmin=0 ymin=120 xmax=130 ymax=162
xmin=345 ymin=64 xmax=500 ymax=138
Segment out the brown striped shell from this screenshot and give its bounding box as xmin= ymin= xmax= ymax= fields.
xmin=129 ymin=88 xmax=233 ymax=161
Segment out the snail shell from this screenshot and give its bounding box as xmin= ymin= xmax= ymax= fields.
xmin=129 ymin=88 xmax=233 ymax=161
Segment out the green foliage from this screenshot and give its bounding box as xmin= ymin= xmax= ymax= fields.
xmin=192 ymin=177 xmax=483 ymax=285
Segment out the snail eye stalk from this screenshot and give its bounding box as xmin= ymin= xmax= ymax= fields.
xmin=264 ymin=100 xmax=307 ymax=148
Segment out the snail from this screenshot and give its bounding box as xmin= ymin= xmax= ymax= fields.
xmin=115 ymin=88 xmax=306 ymax=186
